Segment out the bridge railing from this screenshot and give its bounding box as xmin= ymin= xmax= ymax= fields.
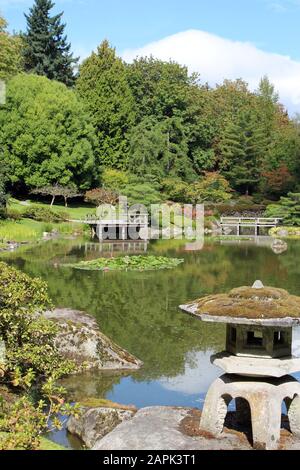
xmin=220 ymin=217 xmax=282 ymax=226
xmin=82 ymin=213 xmax=149 ymax=225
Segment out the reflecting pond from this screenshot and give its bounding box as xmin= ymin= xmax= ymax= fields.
xmin=2 ymin=236 xmax=300 ymax=448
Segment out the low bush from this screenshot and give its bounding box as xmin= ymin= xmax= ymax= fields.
xmin=6 ymin=208 xmax=22 ymax=221
xmin=206 ymin=203 xmax=266 ymax=217
xmin=23 ymin=207 xmax=68 ymax=223
xmin=265 ymin=193 xmax=300 ymax=226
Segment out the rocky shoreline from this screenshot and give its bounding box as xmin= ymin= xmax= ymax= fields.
xmin=65 ymin=406 xmax=300 ymax=451
xmin=45 ymin=308 xmax=143 ymax=371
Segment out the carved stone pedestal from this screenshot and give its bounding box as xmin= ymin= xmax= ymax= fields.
xmin=200 ymin=374 xmax=300 ymax=450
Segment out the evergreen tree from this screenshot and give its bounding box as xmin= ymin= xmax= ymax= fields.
xmin=219 ymin=112 xmax=266 ymax=194
xmin=23 ymin=0 xmax=78 ymax=86
xmin=76 ymin=40 xmax=136 ymax=169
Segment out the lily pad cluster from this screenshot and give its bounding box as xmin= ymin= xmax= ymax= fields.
xmin=67 ymin=255 xmax=184 ymax=272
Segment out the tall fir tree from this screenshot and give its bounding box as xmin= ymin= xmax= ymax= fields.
xmin=76 ymin=40 xmax=136 ymax=169
xmin=218 ymin=112 xmax=266 ymax=195
xmin=23 ymin=0 xmax=78 ymax=86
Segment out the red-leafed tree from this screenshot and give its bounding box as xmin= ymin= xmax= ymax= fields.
xmin=262 ymin=165 xmax=294 ymax=197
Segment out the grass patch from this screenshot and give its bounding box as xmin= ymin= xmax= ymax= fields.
xmin=39 ymin=437 xmax=67 ymax=451
xmin=9 ymin=198 xmax=95 ymax=220
xmin=79 ymin=398 xmax=136 ymax=411
xmin=0 ymin=219 xmax=44 ymax=242
xmin=66 ymin=255 xmax=184 ymax=272
xmin=0 ymin=218 xmax=87 ymax=243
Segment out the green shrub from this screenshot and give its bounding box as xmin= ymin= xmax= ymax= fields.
xmin=208 ymin=202 xmax=266 ymax=217
xmin=102 ymin=168 xmax=129 ymax=192
xmin=0 ymin=262 xmax=78 ymax=449
xmin=186 ymin=173 xmax=233 ymax=204
xmin=6 ymin=208 xmax=22 ymax=221
xmin=161 ymin=178 xmax=189 ymax=203
xmin=23 ymin=206 xmax=68 ymax=223
xmin=265 ymin=193 xmax=300 ymax=226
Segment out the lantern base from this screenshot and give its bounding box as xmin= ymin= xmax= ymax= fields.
xmin=200 ymin=373 xmax=300 ymax=450
xmin=212 ymin=352 xmax=300 ymax=378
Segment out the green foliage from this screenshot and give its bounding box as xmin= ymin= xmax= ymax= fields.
xmin=0 ymin=74 xmax=97 ymax=191
xmin=0 ymin=16 xmax=23 ymax=81
xmin=127 ymin=56 xmax=195 ymax=121
xmin=67 ymin=255 xmax=184 ymax=272
xmin=23 ymin=0 xmax=78 ymax=86
xmin=0 ymin=167 xmax=7 ymax=220
xmin=265 ymin=193 xmax=300 ymax=226
xmin=102 ymin=169 xmax=129 ymax=192
xmin=218 ymin=111 xmax=266 ymax=194
xmin=121 ymin=179 xmax=162 ymax=208
xmin=22 ymin=206 xmax=67 ymax=223
xmin=0 ymin=262 xmax=78 ymax=449
xmin=269 ymin=226 xmax=300 ymax=239
xmin=77 ymin=41 xmax=136 ymax=169
xmin=186 ymin=173 xmax=232 ymax=204
xmin=161 ymin=178 xmax=189 ymax=202
xmin=129 ymin=116 xmax=193 ymax=180
xmin=0 ymin=219 xmax=43 ymax=242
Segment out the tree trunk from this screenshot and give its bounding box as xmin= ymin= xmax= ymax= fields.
xmin=64 ymin=196 xmax=68 ymax=208
xmin=51 ymin=195 xmax=55 ymax=207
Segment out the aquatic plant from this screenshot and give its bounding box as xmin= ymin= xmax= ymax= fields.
xmin=67 ymin=255 xmax=184 ymax=272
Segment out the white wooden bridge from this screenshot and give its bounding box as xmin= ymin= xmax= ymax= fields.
xmin=72 ymin=212 xmax=149 ymax=240
xmin=220 ymin=217 xmax=282 ymax=237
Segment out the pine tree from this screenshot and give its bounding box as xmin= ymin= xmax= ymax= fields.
xmin=23 ymin=0 xmax=78 ymax=86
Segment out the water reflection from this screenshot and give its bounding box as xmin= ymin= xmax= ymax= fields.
xmin=1 ymin=237 xmax=300 ymax=410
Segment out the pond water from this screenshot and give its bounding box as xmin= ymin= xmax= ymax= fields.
xmin=2 ymin=236 xmax=300 ymax=448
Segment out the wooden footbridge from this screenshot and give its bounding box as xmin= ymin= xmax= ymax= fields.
xmin=220 ymin=217 xmax=282 ymax=237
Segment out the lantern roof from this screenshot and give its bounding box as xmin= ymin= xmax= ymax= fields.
xmin=180 ymin=281 xmax=300 ymax=327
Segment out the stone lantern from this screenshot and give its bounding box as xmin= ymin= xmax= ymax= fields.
xmin=180 ymin=281 xmax=300 ymax=450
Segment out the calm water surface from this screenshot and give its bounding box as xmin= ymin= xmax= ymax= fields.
xmin=2 ymin=237 xmax=300 ymax=448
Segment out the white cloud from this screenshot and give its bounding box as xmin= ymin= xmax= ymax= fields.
xmin=159 ymin=350 xmax=220 ymax=395
xmin=122 ymin=29 xmax=300 ymax=114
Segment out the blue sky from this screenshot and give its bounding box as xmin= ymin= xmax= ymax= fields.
xmin=1 ymin=0 xmax=300 ymax=113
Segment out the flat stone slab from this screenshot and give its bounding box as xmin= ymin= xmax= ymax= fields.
xmin=92 ymin=406 xmax=300 ymax=451
xmin=93 ymin=407 xmax=251 ymax=450
xmin=212 ymin=352 xmax=300 ymax=377
xmin=180 ymin=303 xmax=300 ymax=327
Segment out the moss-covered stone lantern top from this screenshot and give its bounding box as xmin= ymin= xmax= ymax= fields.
xmin=180 ymin=281 xmax=300 ymax=328
xmin=181 ymin=282 xmax=300 ymax=360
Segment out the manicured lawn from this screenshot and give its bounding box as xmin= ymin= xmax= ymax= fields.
xmin=9 ymin=198 xmax=96 ymax=220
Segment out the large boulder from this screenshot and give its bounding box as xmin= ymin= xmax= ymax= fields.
xmin=67 ymin=405 xmax=136 ymax=448
xmin=44 ymin=309 xmax=142 ymax=371
xmin=92 ymin=407 xmax=251 ymax=450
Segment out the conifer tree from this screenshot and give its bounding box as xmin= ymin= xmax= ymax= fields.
xmin=23 ymin=0 xmax=77 ymax=86
xmin=76 ymin=40 xmax=136 ymax=169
